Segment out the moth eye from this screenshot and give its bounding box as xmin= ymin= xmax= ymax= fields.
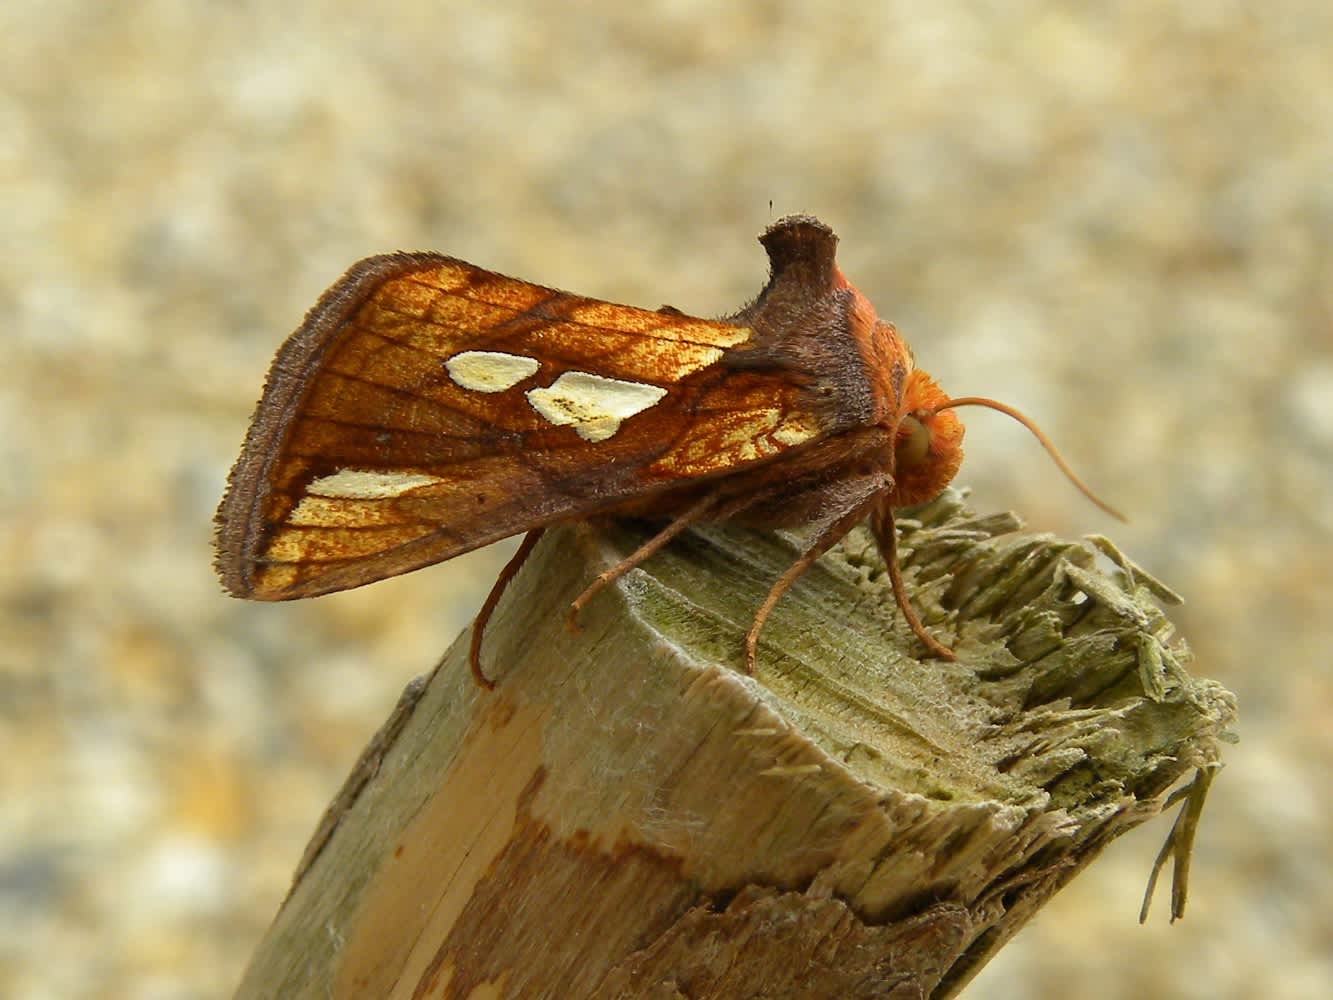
xmin=895 ymin=414 xmax=933 ymax=470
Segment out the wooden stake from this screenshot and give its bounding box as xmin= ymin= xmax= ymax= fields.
xmin=235 ymin=490 xmax=1235 ymax=1000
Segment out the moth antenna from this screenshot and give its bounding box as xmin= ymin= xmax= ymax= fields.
xmin=934 ymin=396 xmax=1126 ymax=522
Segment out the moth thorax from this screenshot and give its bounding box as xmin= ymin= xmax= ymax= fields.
xmin=891 ymin=371 xmax=964 ymax=507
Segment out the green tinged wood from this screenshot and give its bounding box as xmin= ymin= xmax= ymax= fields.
xmin=236 ymin=489 xmax=1235 ymax=1000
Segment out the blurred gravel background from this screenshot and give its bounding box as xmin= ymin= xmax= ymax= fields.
xmin=3 ymin=2 xmax=1330 ymax=997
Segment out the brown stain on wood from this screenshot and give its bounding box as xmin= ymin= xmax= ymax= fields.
xmin=332 ymin=695 xmax=699 ymax=1000
xmin=593 ymin=889 xmax=972 ymax=1000
xmin=413 ymin=783 xmax=696 ymax=999
xmin=333 ymin=697 xmax=552 ymax=997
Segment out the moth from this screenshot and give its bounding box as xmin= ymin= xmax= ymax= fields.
xmin=216 ymin=216 xmax=1118 ymax=687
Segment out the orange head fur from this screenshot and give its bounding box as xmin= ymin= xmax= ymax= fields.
xmin=891 ymin=369 xmax=965 ymax=507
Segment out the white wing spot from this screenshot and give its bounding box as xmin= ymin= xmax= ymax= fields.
xmin=445 ymin=351 xmax=541 ymax=393
xmin=526 ymin=372 xmax=667 ymax=442
xmin=307 ymin=469 xmax=443 ymax=499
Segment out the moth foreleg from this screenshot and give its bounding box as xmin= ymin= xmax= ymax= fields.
xmin=870 ymin=501 xmax=956 ymax=661
xmin=469 ymin=528 xmax=547 ymax=689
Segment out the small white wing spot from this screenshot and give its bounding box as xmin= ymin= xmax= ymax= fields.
xmin=307 ymin=469 xmax=443 ymax=499
xmin=526 ymin=372 xmax=667 ymax=443
xmin=445 ymin=351 xmax=541 ymax=393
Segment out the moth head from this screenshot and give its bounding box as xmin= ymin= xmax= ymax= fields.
xmin=890 ymin=370 xmax=965 ymax=506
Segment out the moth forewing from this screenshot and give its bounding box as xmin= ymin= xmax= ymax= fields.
xmin=214 ymin=228 xmax=860 ymax=608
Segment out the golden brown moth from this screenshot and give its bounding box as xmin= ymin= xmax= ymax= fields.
xmin=216 ymin=216 xmax=1118 ymax=687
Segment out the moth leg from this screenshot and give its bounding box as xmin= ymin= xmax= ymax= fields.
xmin=871 ymin=502 xmax=956 ymax=661
xmin=469 ymin=528 xmax=547 ymax=690
xmin=743 ymin=501 xmax=872 ymax=674
xmin=567 ymin=491 xmax=749 ymax=632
